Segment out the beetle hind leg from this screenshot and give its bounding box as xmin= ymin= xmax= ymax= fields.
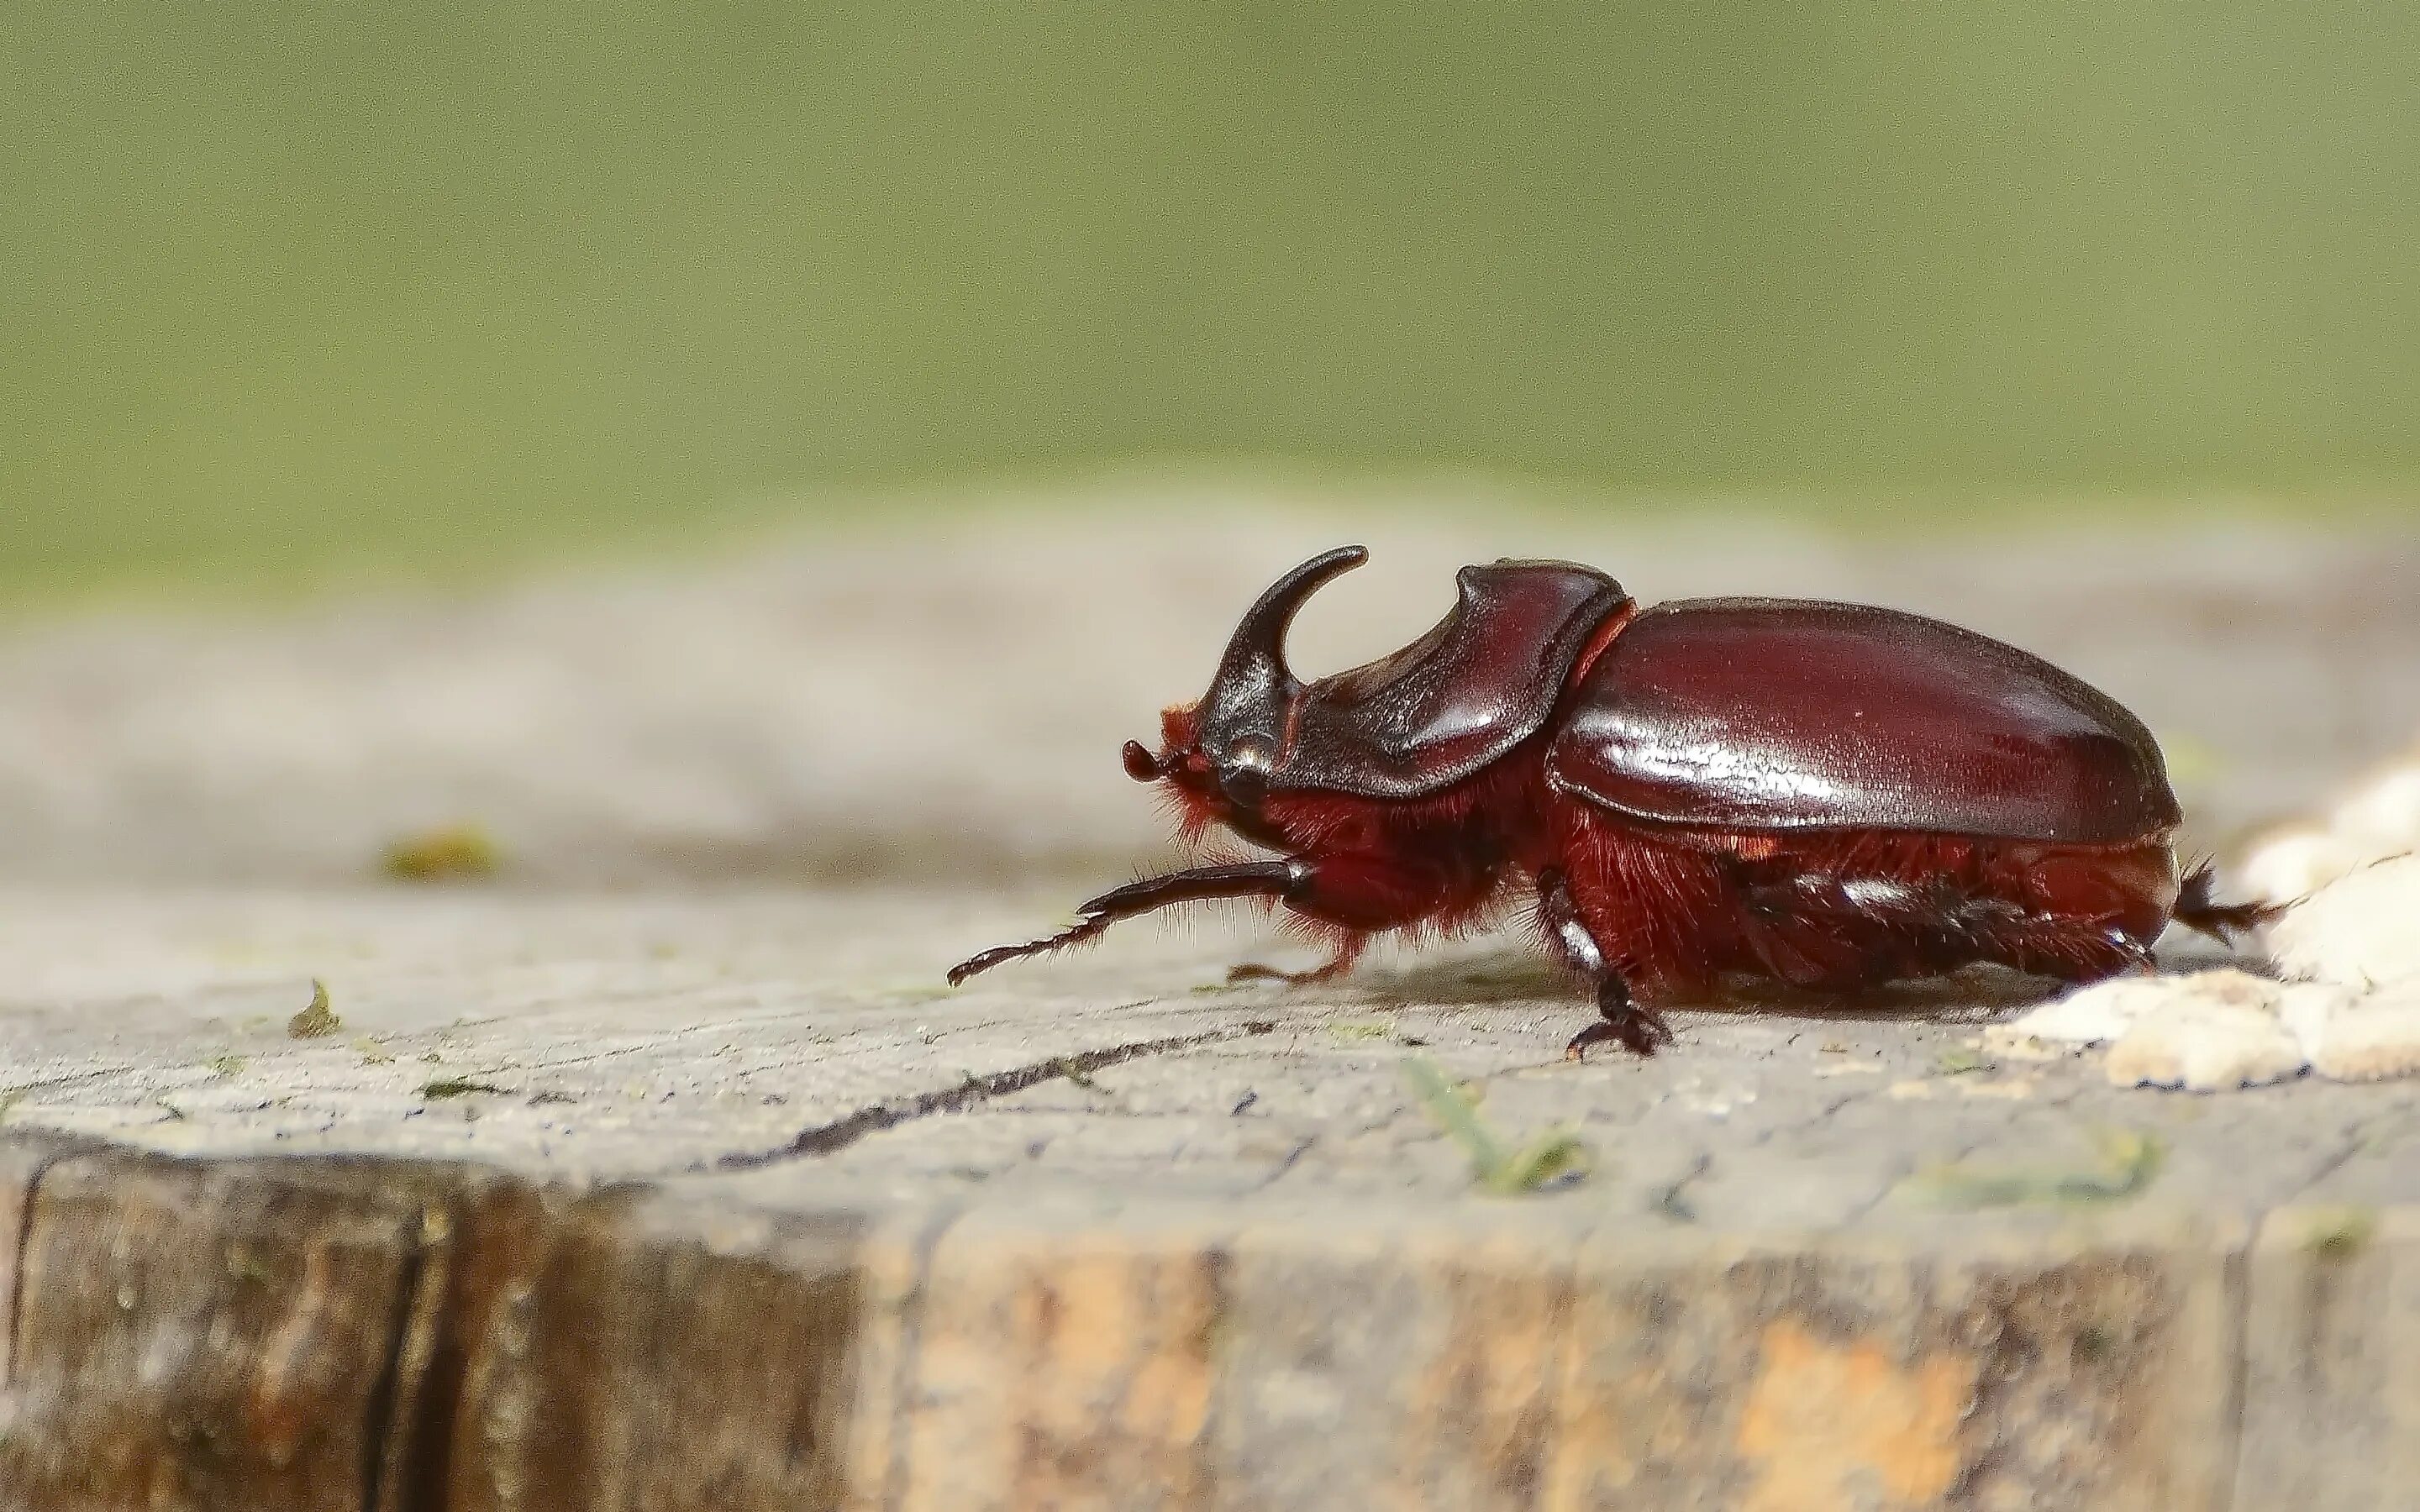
xmin=1950 ymin=896 xmax=2157 ymax=981
xmin=1227 ymin=946 xmax=1363 ymax=988
xmin=1536 ymin=867 xmax=1670 ymax=1059
xmin=1735 ymin=871 xmax=2154 ymax=986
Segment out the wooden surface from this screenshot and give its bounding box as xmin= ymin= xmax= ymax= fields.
xmin=2 ymin=889 xmax=2418 ymax=1508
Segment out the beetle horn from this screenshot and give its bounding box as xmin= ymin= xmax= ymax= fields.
xmin=1198 ymin=545 xmax=1367 ymax=764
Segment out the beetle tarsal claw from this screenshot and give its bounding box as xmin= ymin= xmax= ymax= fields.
xmin=946 ymin=912 xmax=1110 ymax=986
xmin=1565 ymin=1002 xmax=1673 ymax=1060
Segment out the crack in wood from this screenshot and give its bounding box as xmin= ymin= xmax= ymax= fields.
xmin=1 ymin=1143 xmax=78 ymax=1391
xmin=1252 ymin=1134 xmax=1319 ymax=1192
xmin=359 ymin=1212 xmax=432 ymax=1512
xmin=1655 ymin=1152 xmax=1714 ymax=1224
xmin=2276 ymin=1117 xmax=2384 ymax=1210
xmin=877 ymin=1203 xmax=964 ymax=1512
xmin=714 ymin=1020 xmax=1280 ymax=1172
xmin=362 ymin=1201 xmax=455 ymax=1512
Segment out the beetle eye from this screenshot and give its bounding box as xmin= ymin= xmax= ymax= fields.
xmin=1121 ymin=740 xmax=1161 ymax=782
xmin=1219 ymin=764 xmax=1269 ymax=809
xmin=1218 ymin=737 xmax=1274 ymax=808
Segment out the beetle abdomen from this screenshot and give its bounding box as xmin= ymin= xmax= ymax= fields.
xmin=1547 ymin=598 xmax=2181 ymax=843
xmin=1547 ymin=806 xmax=2181 ymax=1000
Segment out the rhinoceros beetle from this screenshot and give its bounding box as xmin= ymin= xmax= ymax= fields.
xmin=950 ymin=546 xmax=2270 ymax=1057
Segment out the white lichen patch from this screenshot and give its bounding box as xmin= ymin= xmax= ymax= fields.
xmin=2331 ymin=766 xmax=2420 ymax=861
xmin=2018 ymin=843 xmax=2417 ymax=1091
xmin=2004 ymin=970 xmax=2323 ymax=1093
xmin=2300 ymin=984 xmax=2420 ymax=1084
xmin=2239 ymin=829 xmax=2365 ymax=906
xmin=2105 ymin=1010 xmax=2304 ymax=1091
xmin=2274 ymin=981 xmax=2358 ymax=1057
xmin=2000 ymin=973 xmax=2229 ymax=1048
xmin=2241 ymin=755 xmax=2420 ymax=906
xmin=2268 ymin=854 xmax=2420 ymax=991
xmin=2099 ymin=973 xmax=2309 ymax=1092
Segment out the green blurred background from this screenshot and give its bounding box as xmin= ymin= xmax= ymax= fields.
xmin=8 ymin=2 xmax=2417 ymax=605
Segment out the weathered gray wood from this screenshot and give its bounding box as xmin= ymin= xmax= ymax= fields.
xmin=0 ymin=882 xmax=2415 ymax=1509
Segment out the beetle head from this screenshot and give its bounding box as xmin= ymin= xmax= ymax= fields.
xmin=1124 ymin=544 xmax=1367 ymax=816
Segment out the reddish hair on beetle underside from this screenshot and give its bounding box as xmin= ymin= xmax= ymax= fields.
xmin=1149 ymin=716 xmax=1568 ymax=957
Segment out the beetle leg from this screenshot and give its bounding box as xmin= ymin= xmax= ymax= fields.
xmin=1565 ymin=976 xmax=1674 ymax=1059
xmin=947 ymin=860 xmax=1307 ymax=984
xmin=1943 ymin=895 xmax=2154 ymax=978
xmin=1228 ymin=942 xmax=1363 ymax=987
xmin=1736 ymin=873 xmax=2156 ymax=984
xmin=1536 ymin=868 xmax=1670 ymax=1059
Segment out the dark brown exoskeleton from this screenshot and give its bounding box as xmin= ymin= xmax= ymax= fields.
xmin=949 ymin=547 xmax=2271 ymax=1056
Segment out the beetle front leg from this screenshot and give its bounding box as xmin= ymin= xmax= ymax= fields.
xmin=947 ymin=859 xmax=1310 ymax=985
xmin=1224 ymin=850 xmax=1474 ymax=984
xmin=1536 ymin=867 xmax=1670 ymax=1058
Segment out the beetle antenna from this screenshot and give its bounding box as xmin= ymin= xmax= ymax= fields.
xmin=1122 ymin=740 xmax=1164 ymax=780
xmin=946 ymin=860 xmax=1304 ymax=984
